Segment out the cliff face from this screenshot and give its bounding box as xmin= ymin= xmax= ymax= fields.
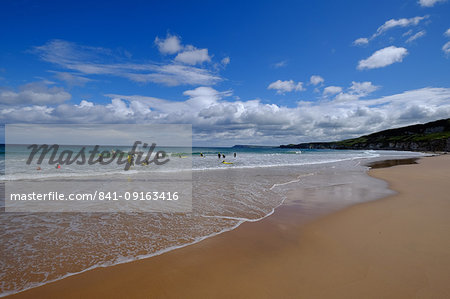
xmin=281 ymin=118 xmax=450 ymax=152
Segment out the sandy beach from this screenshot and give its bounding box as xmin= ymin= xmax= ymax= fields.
xmin=7 ymin=154 xmax=450 ymax=299
xmin=2 ymin=0 xmax=449 ymax=297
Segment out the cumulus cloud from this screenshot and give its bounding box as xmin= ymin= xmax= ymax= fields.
xmin=155 ymin=34 xmax=211 ymax=66
xmin=1 ymin=87 xmax=449 ymax=145
xmin=406 ymin=30 xmax=426 ymax=43
xmin=33 ymin=39 xmax=221 ymax=86
xmin=323 ymin=86 xmax=342 ymax=95
xmin=354 ymin=16 xmax=428 ymax=45
xmin=443 ymin=42 xmax=450 ymax=55
xmin=445 ymin=28 xmax=450 ymax=37
xmin=154 ymin=34 xmax=183 ymax=54
xmin=268 ymin=80 xmax=305 ymax=94
xmin=334 ymin=93 xmax=360 ymax=102
xmin=348 ymin=81 xmax=379 ymax=95
xmin=183 ymin=86 xmax=232 ymax=109
xmin=0 ymin=82 xmax=71 ymax=105
xmin=332 ymin=81 xmax=380 ymax=102
xmin=310 ymin=75 xmax=324 ymax=85
xmin=418 ymin=0 xmax=447 ymax=7
xmin=357 ymin=46 xmax=408 ymax=70
xmin=175 ymin=46 xmax=211 ymax=65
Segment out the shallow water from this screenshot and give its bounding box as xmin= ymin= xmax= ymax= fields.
xmin=0 ymin=148 xmax=425 ymax=296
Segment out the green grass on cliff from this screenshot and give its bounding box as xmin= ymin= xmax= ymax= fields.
xmin=337 ymin=131 xmax=450 ymax=146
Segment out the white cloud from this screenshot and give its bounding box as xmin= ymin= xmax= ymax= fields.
xmin=445 ymin=28 xmax=450 ymax=37
xmin=403 ymin=29 xmax=413 ymax=37
xmin=154 ymin=34 xmax=183 ymax=54
xmin=443 ymin=42 xmax=450 ymax=55
xmin=148 ymin=66 xmax=218 ymax=85
xmin=33 ymin=39 xmax=221 ymax=86
xmin=310 ymin=75 xmax=324 ymax=85
xmin=406 ymin=30 xmax=426 ymax=43
xmin=355 ymin=16 xmax=428 ymax=45
xmin=272 ymin=60 xmax=287 ymax=68
xmin=353 ymin=38 xmax=369 ymax=46
xmin=175 ymin=46 xmax=211 ymax=65
xmin=349 ymin=81 xmax=379 ymax=95
xmin=332 ymin=81 xmax=379 ymax=102
xmin=334 ymin=93 xmax=360 ymax=102
xmin=268 ymin=80 xmax=305 ymax=94
xmin=183 ymin=86 xmax=231 ymax=109
xmin=358 ymin=46 xmax=408 ymax=70
xmin=0 ymin=105 xmax=56 ymax=123
xmin=2 ymin=87 xmax=449 ymax=145
xmin=373 ymin=16 xmax=428 ymax=38
xmin=0 ymin=82 xmax=71 ymax=105
xmin=323 ymin=86 xmax=342 ymax=95
xmin=444 ymin=29 xmax=450 ymax=55
xmin=155 ymin=34 xmax=211 ymax=65
xmin=124 ymin=64 xmax=220 ymax=86
xmin=50 ymin=71 xmax=92 ymax=86
xmin=221 ymin=57 xmax=230 ymax=66
xmin=418 ymin=0 xmax=447 ymax=7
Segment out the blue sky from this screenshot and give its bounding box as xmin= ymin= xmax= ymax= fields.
xmin=1 ymin=0 xmax=449 ymax=146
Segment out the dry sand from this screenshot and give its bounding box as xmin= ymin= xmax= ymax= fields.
xmin=8 ymin=155 xmax=450 ymax=299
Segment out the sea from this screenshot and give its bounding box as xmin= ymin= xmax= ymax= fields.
xmin=0 ymin=145 xmax=426 ymax=296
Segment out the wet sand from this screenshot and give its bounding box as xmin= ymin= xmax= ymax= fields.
xmin=7 ymin=155 xmax=450 ymax=299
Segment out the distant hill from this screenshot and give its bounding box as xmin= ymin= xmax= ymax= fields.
xmin=280 ymin=118 xmax=450 ymax=152
xmin=232 ymin=145 xmax=277 ymax=149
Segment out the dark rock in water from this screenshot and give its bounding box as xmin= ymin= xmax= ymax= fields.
xmin=366 ymin=158 xmax=419 ymax=169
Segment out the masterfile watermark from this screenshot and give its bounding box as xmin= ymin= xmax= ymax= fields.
xmin=26 ymin=141 xmax=169 ymax=171
xmin=10 ymin=191 xmax=179 ymax=201
xmin=3 ymin=124 xmax=192 ymax=213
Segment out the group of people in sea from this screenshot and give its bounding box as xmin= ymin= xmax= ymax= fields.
xmin=36 ymin=164 xmax=59 ymax=171
xmin=36 ymin=150 xmax=238 ymax=171
xmin=215 ymin=152 xmax=237 ymax=164
xmin=100 ymin=150 xmax=236 ymax=167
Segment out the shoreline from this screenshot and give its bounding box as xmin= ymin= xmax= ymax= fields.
xmin=6 ymin=155 xmax=450 ymax=298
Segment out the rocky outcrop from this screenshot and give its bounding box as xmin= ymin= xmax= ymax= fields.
xmin=281 ymin=118 xmax=450 ymax=152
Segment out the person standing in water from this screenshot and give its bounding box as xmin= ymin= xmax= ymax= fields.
xmin=218 ymin=153 xmax=221 ymax=159
xmin=234 ymin=152 xmax=236 ymax=158
xmin=222 ymin=154 xmax=226 ymax=159
xmin=127 ymin=153 xmax=135 ymax=167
